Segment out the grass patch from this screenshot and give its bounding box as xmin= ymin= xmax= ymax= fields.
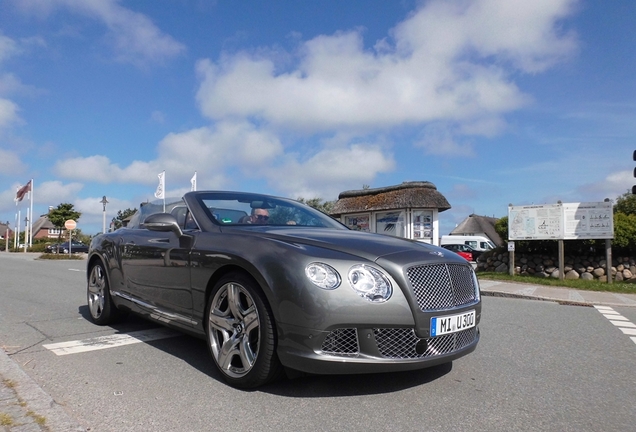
xmin=0 ymin=412 xmax=14 ymax=426
xmin=38 ymin=253 xmax=85 ymax=260
xmin=478 ymin=272 xmax=636 ymax=294
xmin=2 ymin=379 xmax=15 ymax=389
xmin=26 ymin=411 xmax=46 ymax=425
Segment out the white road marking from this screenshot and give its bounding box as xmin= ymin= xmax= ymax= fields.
xmin=594 ymin=305 xmax=636 ymax=346
xmin=68 ymin=268 xmax=82 ymax=272
xmin=610 ymin=321 xmax=636 ymax=328
xmin=603 ymin=315 xmax=629 ymax=321
xmin=600 ymin=310 xmax=621 ymax=315
xmin=43 ymin=328 xmax=181 ymax=356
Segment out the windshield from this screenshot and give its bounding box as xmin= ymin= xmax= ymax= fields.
xmin=194 ymin=192 xmax=345 ymax=229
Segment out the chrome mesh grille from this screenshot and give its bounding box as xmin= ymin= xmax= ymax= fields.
xmin=373 ymin=327 xmax=477 ymax=359
xmin=321 ymin=328 xmax=359 ymax=356
xmin=407 ymin=263 xmax=477 ymax=311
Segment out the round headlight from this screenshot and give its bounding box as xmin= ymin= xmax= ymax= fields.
xmin=348 ymin=265 xmax=392 ymax=302
xmin=305 ymin=262 xmax=341 ymax=290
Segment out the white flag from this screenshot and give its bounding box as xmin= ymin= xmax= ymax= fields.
xmin=154 ymin=171 xmax=165 ymax=199
xmin=190 ymin=172 xmax=197 ymax=191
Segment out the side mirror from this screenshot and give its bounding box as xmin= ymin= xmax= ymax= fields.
xmin=142 ymin=213 xmax=184 ymax=237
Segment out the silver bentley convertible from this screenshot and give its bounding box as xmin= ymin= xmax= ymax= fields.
xmin=86 ymin=191 xmax=481 ymax=388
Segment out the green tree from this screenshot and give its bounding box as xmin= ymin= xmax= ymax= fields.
xmin=612 ymin=212 xmax=636 ymax=250
xmin=614 ymin=191 xmax=636 ymax=216
xmin=296 ymin=197 xmax=336 ymax=214
xmin=111 ymin=208 xmax=137 ymax=230
xmin=494 ymin=216 xmax=508 ymax=244
xmin=48 ymin=203 xmax=81 ymax=244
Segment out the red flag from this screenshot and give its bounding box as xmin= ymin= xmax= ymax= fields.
xmin=15 ymin=180 xmax=32 ymax=202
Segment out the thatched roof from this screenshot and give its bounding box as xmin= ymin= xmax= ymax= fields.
xmin=450 ymin=214 xmax=502 ymax=246
xmin=330 ymin=181 xmax=451 ymax=216
xmin=32 ymin=215 xmax=56 ymax=233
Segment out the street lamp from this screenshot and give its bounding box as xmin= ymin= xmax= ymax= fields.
xmin=100 ymin=196 xmax=109 ymax=234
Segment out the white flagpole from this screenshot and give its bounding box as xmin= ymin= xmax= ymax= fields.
xmin=29 ymin=179 xmax=34 ymax=246
xmin=16 ymin=209 xmax=20 ymax=249
xmin=191 ymin=171 xmax=197 ymax=192
xmin=24 ymin=208 xmax=28 ymax=252
xmin=14 ymin=188 xmax=18 ymax=249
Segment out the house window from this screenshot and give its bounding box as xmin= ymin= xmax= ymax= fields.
xmin=48 ymin=228 xmax=61 ymax=235
xmin=344 ymin=214 xmax=370 ymax=232
xmin=412 ymin=210 xmax=433 ymax=239
xmin=376 ymin=210 xmax=406 ymax=238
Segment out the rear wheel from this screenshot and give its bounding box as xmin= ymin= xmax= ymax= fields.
xmin=87 ymin=262 xmax=125 ymax=325
xmin=206 ymin=273 xmax=282 ymax=388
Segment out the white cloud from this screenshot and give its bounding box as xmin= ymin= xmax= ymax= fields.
xmin=35 ymin=180 xmax=84 ymax=206
xmin=264 ymin=144 xmax=395 ymax=199
xmin=0 ymin=98 xmax=20 ymax=129
xmin=577 ymin=170 xmax=632 ymax=202
xmin=0 ymin=34 xmax=19 ymax=64
xmin=53 ymin=121 xmax=284 ymax=187
xmin=15 ymin=0 xmax=186 ymax=66
xmin=0 ymin=148 xmax=26 ymax=175
xmin=195 ymin=0 xmax=576 ymax=139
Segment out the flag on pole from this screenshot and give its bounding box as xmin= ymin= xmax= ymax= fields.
xmin=191 ymin=172 xmax=197 ymax=191
xmin=15 ymin=180 xmax=32 ymax=202
xmin=154 ymin=171 xmax=165 ymax=199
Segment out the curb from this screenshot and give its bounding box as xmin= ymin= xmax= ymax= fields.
xmin=481 ymin=290 xmax=595 ymax=307
xmin=0 ymin=348 xmax=85 ymax=431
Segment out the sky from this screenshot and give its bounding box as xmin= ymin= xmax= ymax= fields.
xmin=0 ymin=0 xmax=635 ymax=236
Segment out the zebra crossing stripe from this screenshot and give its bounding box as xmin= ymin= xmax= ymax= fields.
xmin=594 ymin=305 xmax=636 ymax=346
xmin=43 ymin=328 xmax=181 ymax=355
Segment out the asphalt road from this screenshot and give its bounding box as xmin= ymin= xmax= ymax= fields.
xmin=1 ymin=253 xmax=635 ymax=431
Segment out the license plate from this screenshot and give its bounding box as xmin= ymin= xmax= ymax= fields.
xmin=430 ymin=310 xmax=475 ymax=337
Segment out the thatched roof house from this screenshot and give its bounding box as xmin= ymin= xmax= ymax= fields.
xmin=330 ymin=181 xmax=451 ymax=244
xmin=31 ymin=215 xmax=59 ymax=239
xmin=450 ymin=214 xmax=502 ymax=246
xmin=330 ymin=181 xmax=451 ymax=216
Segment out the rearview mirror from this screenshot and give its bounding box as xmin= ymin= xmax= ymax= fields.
xmin=142 ymin=213 xmax=184 ymax=237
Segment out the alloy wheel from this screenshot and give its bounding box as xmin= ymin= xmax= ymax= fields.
xmin=87 ymin=264 xmax=106 ymax=319
xmin=208 ymin=282 xmax=261 ymax=378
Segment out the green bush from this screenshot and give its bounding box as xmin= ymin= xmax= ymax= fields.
xmin=38 ymin=253 xmax=85 ymax=260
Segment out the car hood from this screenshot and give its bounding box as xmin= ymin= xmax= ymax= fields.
xmin=230 ymin=227 xmax=463 ymax=264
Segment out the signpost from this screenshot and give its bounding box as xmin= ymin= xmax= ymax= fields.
xmin=507 ymin=241 xmax=515 ymax=276
xmin=508 ymin=201 xmax=614 ymax=282
xmin=64 ymin=220 xmax=76 ymax=255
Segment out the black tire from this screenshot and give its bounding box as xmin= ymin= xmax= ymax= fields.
xmin=206 ymin=273 xmax=283 ymax=389
xmin=87 ymin=261 xmax=126 ymax=325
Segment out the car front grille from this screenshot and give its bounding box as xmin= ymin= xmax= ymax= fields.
xmin=373 ymin=327 xmax=477 ymax=359
xmin=406 ymin=263 xmax=478 ymax=311
xmin=321 ymin=328 xmax=359 ymax=356
xmin=320 ymin=327 xmax=477 ymax=359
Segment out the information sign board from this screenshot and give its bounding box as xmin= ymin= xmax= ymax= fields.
xmin=562 ymin=202 xmax=613 ymax=239
xmin=508 ymin=202 xmax=613 ymax=241
xmin=508 ymin=203 xmax=563 ymax=240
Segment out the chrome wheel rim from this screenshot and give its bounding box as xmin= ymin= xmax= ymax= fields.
xmin=208 ymin=282 xmax=260 ymax=378
xmin=88 ymin=265 xmax=106 ymax=319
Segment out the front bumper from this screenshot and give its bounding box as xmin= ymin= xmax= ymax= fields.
xmin=277 ymin=323 xmax=480 ymax=375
